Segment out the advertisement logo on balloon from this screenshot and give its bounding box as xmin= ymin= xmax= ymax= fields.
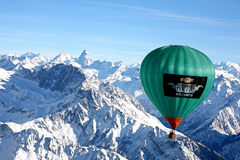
xmin=163 ymin=74 xmax=207 ymax=98
xmin=180 ymin=77 xmax=194 ymax=83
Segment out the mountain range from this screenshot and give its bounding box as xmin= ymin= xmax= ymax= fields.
xmin=0 ymin=49 xmax=237 ymax=159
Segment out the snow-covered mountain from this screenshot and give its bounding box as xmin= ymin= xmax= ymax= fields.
xmin=77 ymin=49 xmax=93 ymax=66
xmin=177 ymin=62 xmax=240 ymax=160
xmin=106 ymin=60 xmax=240 ymax=160
xmin=101 ymin=60 xmax=240 ymax=160
xmin=48 ymin=50 xmax=143 ymax=97
xmin=52 ymin=52 xmax=74 ymax=64
xmin=0 ymin=52 xmax=226 ymax=159
xmin=0 ymin=52 xmax=50 ymax=70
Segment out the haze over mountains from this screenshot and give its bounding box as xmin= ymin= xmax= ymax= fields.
xmin=0 ymin=49 xmax=238 ymax=159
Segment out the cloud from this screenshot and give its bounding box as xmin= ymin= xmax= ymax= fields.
xmin=215 ymin=36 xmax=240 ymax=42
xmin=85 ymin=1 xmax=239 ymax=26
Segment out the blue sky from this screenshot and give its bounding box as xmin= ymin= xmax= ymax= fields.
xmin=0 ymin=0 xmax=240 ymax=65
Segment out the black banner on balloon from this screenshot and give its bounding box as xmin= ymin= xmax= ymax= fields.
xmin=163 ymin=73 xmax=207 ymax=99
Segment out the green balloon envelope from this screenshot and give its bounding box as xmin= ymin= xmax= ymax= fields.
xmin=140 ymin=45 xmax=215 ymax=130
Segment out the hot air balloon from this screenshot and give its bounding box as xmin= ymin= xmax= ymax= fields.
xmin=140 ymin=45 xmax=215 ymax=139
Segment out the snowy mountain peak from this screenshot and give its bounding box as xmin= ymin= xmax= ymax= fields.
xmin=52 ymin=51 xmax=73 ymax=63
xmin=36 ymin=52 xmax=44 ymax=57
xmin=214 ymin=61 xmax=240 ymax=79
xmin=59 ymin=51 xmax=71 ymax=58
xmin=129 ymin=62 xmax=141 ymax=68
xmin=215 ymin=62 xmax=240 ymax=69
xmin=78 ymin=49 xmax=93 ymax=66
xmin=21 ymin=52 xmax=50 ymax=62
xmin=114 ymin=61 xmax=124 ymax=67
xmin=21 ymin=51 xmax=36 ymax=58
xmin=2 ymin=53 xmax=21 ymax=57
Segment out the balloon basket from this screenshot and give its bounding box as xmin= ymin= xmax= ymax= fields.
xmin=169 ymin=131 xmax=176 ymax=139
